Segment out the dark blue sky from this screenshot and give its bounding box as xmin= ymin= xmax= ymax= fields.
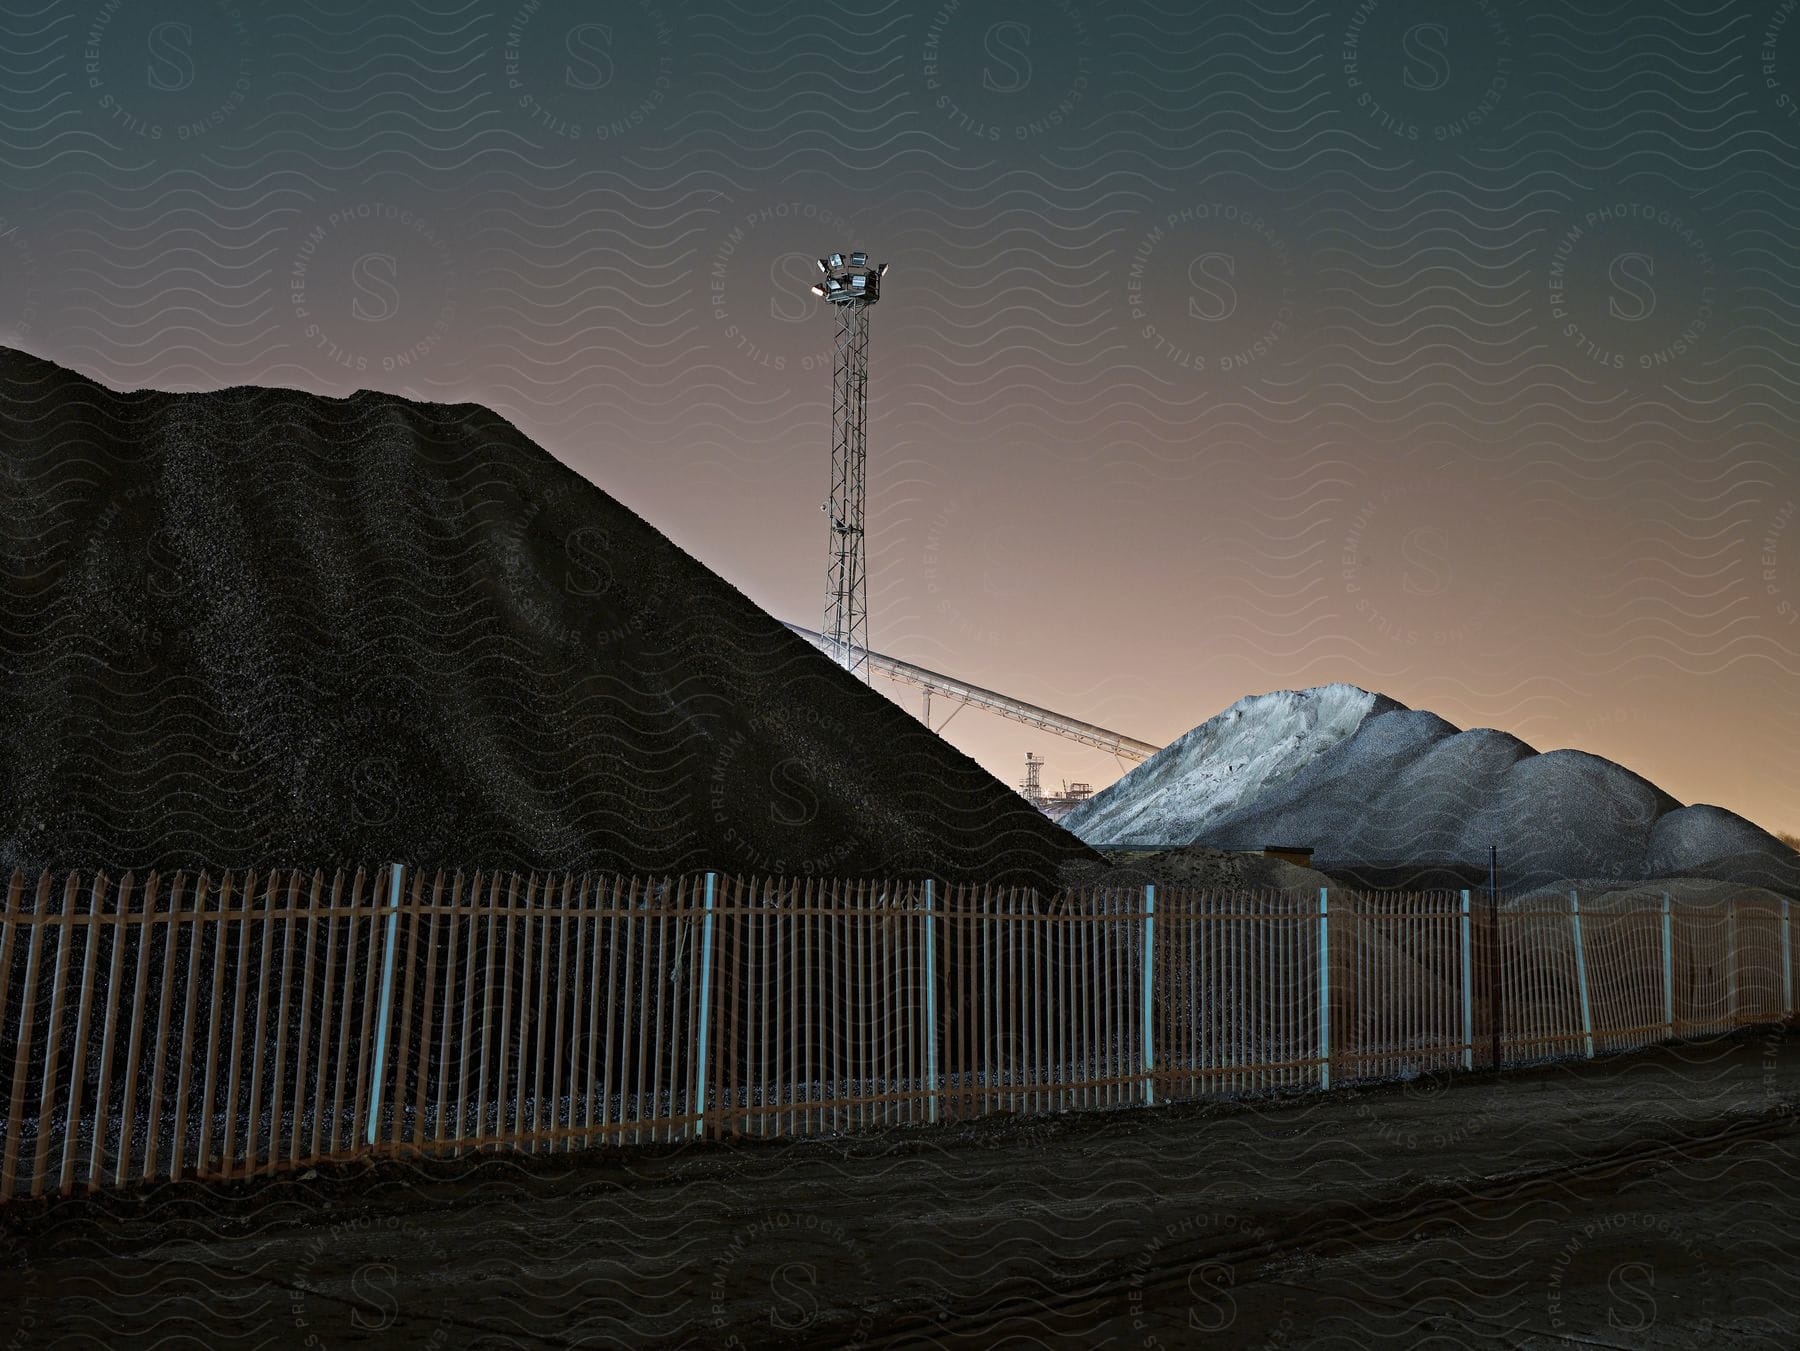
xmin=1 ymin=0 xmax=1796 ymax=833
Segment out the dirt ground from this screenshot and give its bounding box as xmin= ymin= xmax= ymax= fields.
xmin=4 ymin=1030 xmax=1799 ymax=1349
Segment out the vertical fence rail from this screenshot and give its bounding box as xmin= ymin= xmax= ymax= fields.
xmin=3 ymin=877 xmax=41 ymax=1200
xmin=1317 ymin=888 xmax=1331 ymax=1091
xmin=1569 ymin=891 xmax=1594 ymax=1060
xmin=1141 ymin=885 xmax=1155 ymax=1105
xmin=924 ymin=879 xmax=938 ymax=1123
xmin=1662 ymin=893 xmax=1676 ymax=1042
xmin=694 ymin=873 xmax=716 ymax=1140
xmin=1784 ymin=900 xmax=1793 ymax=1018
xmin=1 ymin=871 xmax=1794 ymax=1202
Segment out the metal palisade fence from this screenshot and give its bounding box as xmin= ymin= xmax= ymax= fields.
xmin=0 ymin=867 xmax=1792 ymax=1201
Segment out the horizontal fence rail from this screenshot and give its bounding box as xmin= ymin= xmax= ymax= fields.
xmin=0 ymin=868 xmax=1791 ymax=1201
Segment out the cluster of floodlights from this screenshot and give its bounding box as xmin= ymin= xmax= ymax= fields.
xmin=810 ymin=250 xmax=889 ymax=305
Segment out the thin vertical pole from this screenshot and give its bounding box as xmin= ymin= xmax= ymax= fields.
xmin=577 ymin=875 xmax=599 ymax=1147
xmin=631 ymin=877 xmax=650 ymax=1142
xmin=599 ymin=876 xmax=624 ymax=1142
xmin=119 ymin=873 xmax=165 ymax=1184
xmin=1782 ymin=899 xmax=1792 ymax=1017
xmin=196 ymin=870 xmax=236 ymax=1177
xmin=1488 ymin=847 xmax=1502 ymax=1069
xmin=142 ymin=874 xmax=186 ymax=1181
xmin=857 ymin=880 xmax=871 ymax=1126
xmin=548 ymin=875 xmax=570 ymax=1152
xmin=648 ymin=879 xmax=669 ymax=1142
xmin=240 ymin=875 xmax=279 ymax=1178
xmin=528 ymin=878 xmax=553 ymax=1150
xmin=433 ymin=872 xmax=463 ymax=1151
xmin=317 ymin=870 xmax=349 ymax=1159
xmin=515 ymin=875 xmax=540 ymax=1145
xmin=31 ymin=871 xmax=81 ymax=1197
xmin=85 ymin=874 xmax=133 ymax=1191
xmin=58 ymin=874 xmax=109 ymax=1195
xmin=176 ymin=872 xmax=218 ymax=1177
xmin=758 ymin=879 xmax=770 ymax=1136
xmin=290 ymin=872 xmax=326 ymax=1167
xmin=476 ymin=872 xmax=505 ymax=1144
xmin=979 ymin=885 xmax=992 ymax=1118
xmin=809 ymin=879 xmax=823 ymax=1134
xmin=349 ymin=870 xmax=384 ymax=1154
xmin=1569 ymin=890 xmax=1594 ymax=1059
xmin=1317 ymin=888 xmax=1331 ymax=1090
xmin=523 ymin=878 xmax=548 ymax=1149
xmin=2 ymin=875 xmax=51 ymax=1202
xmin=672 ymin=878 xmax=697 ymax=1141
xmin=563 ymin=873 xmax=585 ymax=1152
xmin=962 ymin=885 xmax=975 ymax=1121
xmin=0 ymin=875 xmax=17 ymax=1096
xmin=1141 ymin=885 xmax=1156 ymax=1104
xmin=693 ymin=873 xmax=717 ymax=1139
xmin=725 ymin=876 xmax=743 ymax=1136
xmin=260 ymin=876 xmax=297 ymax=1174
xmin=1459 ymin=890 xmax=1473 ymax=1070
xmin=366 ymin=863 xmax=405 ymax=1147
xmin=1203 ymin=892 xmax=1216 ymax=1094
xmin=392 ymin=870 xmax=428 ymax=1155
xmin=924 ymin=879 xmax=939 ymax=1123
xmin=776 ymin=881 xmax=788 ymax=1135
xmin=1662 ymin=892 xmax=1675 ymax=1040
xmin=218 ymin=871 xmax=258 ymax=1181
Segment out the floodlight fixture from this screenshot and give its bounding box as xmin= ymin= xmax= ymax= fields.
xmin=812 ymin=246 xmax=885 ymax=308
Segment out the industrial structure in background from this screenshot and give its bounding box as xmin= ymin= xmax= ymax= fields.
xmin=1019 ymin=752 xmax=1095 ymax=823
xmin=810 ymin=249 xmax=888 ymax=678
xmin=799 ymin=249 xmax=1154 ymax=815
xmin=783 ymin=621 xmax=1155 ymax=817
xmin=783 ymin=622 xmax=1158 ymax=761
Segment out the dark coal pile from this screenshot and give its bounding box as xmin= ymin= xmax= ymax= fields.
xmin=1060 ymin=684 xmax=1800 ymax=896
xmin=0 ymin=346 xmax=1095 ymax=888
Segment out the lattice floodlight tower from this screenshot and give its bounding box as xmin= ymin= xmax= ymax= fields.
xmin=809 ymin=249 xmax=888 ymax=677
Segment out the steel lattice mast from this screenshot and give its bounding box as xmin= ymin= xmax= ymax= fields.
xmin=810 ymin=249 xmax=887 ymax=677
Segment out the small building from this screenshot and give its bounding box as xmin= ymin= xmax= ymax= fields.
xmin=1263 ymin=844 xmax=1313 ymax=867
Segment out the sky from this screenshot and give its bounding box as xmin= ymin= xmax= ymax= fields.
xmin=1 ymin=0 xmax=1797 ymax=837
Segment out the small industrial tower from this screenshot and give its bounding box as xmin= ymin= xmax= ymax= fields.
xmin=1019 ymin=752 xmax=1046 ymax=807
xmin=809 ymin=249 xmax=888 ymax=677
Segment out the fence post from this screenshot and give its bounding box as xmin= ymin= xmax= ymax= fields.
xmin=692 ymin=873 xmax=717 ymax=1139
xmin=1318 ymin=888 xmax=1331 ymax=1090
xmin=1142 ymin=885 xmax=1156 ymax=1105
xmin=1569 ymin=890 xmax=1594 ymax=1059
xmin=1459 ymin=890 xmax=1473 ymax=1070
xmin=924 ymin=880 xmax=939 ymax=1124
xmin=1662 ymin=892 xmax=1675 ymax=1041
xmin=365 ymin=864 xmax=405 ymax=1147
xmin=1783 ymin=899 xmax=1792 ymax=1019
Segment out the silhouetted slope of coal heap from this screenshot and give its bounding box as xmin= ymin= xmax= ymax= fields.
xmin=0 ymin=347 xmax=1096 ymax=885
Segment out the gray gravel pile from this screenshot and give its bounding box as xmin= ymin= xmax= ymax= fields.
xmin=1061 ymin=685 xmax=1799 ymax=896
